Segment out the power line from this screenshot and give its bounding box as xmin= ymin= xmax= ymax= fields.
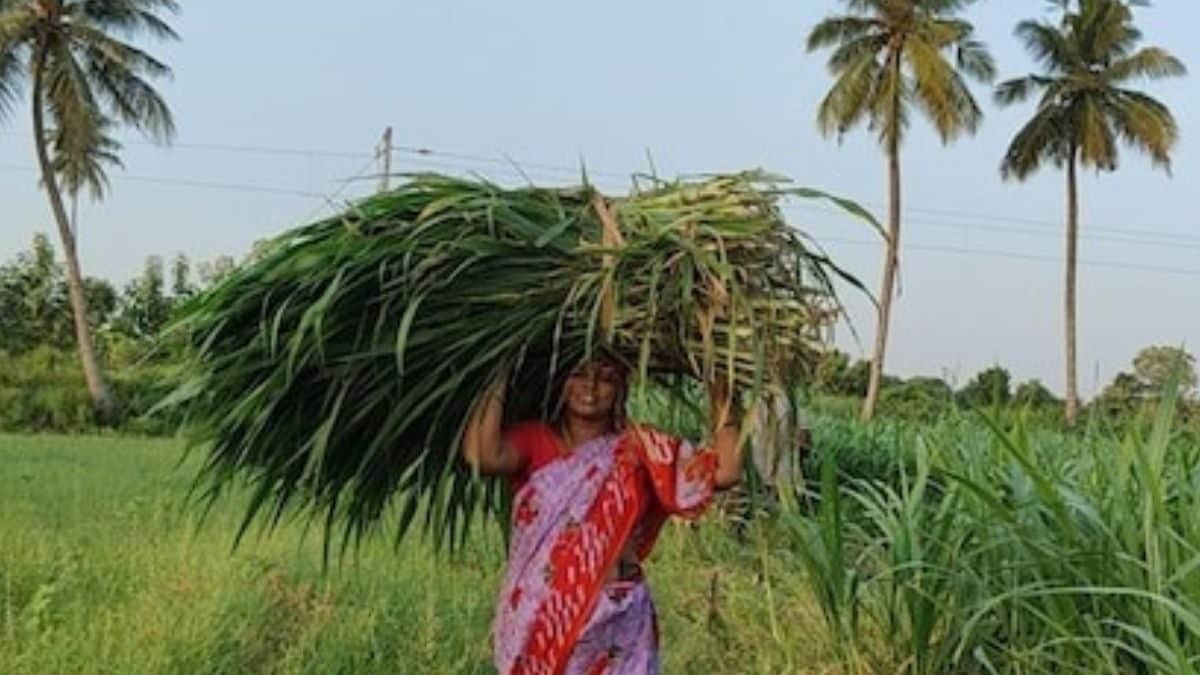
xmin=0 ymin=162 xmax=324 ymax=198
xmin=3 ymin=158 xmax=1198 ymax=277
xmin=390 ymin=145 xmax=633 ymax=181
xmin=5 ymin=129 xmax=1193 ymax=243
xmin=815 ymin=236 xmax=1200 ymax=278
xmin=4 ymin=154 xmax=1196 ymax=264
xmin=854 ymin=200 xmax=1200 ymax=245
xmin=295 ymin=153 xmax=386 ymax=223
xmin=5 ymin=136 xmax=1199 ymax=269
xmin=0 ymin=130 xmax=374 ymax=161
xmin=785 ymin=203 xmax=1200 ymax=251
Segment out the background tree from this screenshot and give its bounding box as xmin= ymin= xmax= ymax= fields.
xmin=170 ymin=253 xmax=195 ymax=300
xmin=115 ymin=256 xmax=174 ymax=342
xmin=0 ymin=233 xmax=69 ymax=352
xmin=1094 ymin=371 xmax=1146 ymax=419
xmin=996 ymin=0 xmax=1186 ymax=426
xmin=881 ymin=375 xmax=955 ymax=422
xmin=1132 ymin=345 xmax=1197 ymax=399
xmin=0 ymin=0 xmax=180 ymax=418
xmin=1014 ymin=379 xmax=1061 ymax=410
xmin=807 ymin=0 xmax=995 ymax=421
xmin=958 ymin=365 xmax=1013 ymax=409
xmin=197 ymin=254 xmax=236 ymax=287
xmin=0 ymin=234 xmax=117 ymax=355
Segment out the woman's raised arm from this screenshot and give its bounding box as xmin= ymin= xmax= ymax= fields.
xmin=461 ymin=374 xmax=525 ymax=476
xmin=708 ymin=378 xmax=745 ymax=490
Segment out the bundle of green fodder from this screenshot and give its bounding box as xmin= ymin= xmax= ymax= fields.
xmin=163 ymin=171 xmax=872 ymax=552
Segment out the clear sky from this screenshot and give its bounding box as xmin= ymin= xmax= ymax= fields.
xmin=1 ymin=0 xmax=1196 ymax=396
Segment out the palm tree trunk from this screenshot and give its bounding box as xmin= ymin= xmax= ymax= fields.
xmin=1064 ymin=152 xmax=1080 ymax=426
xmin=31 ymin=45 xmax=116 ymax=420
xmin=862 ymin=53 xmax=903 ymax=423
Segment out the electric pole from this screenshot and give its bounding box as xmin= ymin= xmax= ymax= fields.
xmin=377 ymin=126 xmax=393 ymax=193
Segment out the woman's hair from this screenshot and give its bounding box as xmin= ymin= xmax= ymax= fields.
xmin=610 ymin=380 xmax=629 ymax=431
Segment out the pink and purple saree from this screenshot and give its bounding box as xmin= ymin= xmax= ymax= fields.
xmin=492 ymin=422 xmax=718 ymax=675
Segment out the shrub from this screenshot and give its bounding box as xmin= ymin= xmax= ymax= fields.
xmin=879 ymin=377 xmax=955 ymax=422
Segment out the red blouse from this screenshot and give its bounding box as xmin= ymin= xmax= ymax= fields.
xmin=502 ymin=421 xmax=565 ymax=492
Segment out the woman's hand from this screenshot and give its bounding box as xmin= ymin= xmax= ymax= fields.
xmin=461 ymin=369 xmax=525 ymax=476
xmin=707 ymin=375 xmax=744 ymax=490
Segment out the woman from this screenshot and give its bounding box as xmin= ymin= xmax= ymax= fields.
xmin=463 ymin=359 xmax=744 ymax=675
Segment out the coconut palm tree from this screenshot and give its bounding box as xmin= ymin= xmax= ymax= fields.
xmin=997 ymin=0 xmax=1185 ymax=426
xmin=808 ymin=0 xmax=995 ymax=421
xmin=0 ymin=0 xmax=178 ymax=418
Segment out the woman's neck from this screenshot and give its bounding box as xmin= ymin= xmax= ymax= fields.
xmin=560 ymin=416 xmax=611 ymax=450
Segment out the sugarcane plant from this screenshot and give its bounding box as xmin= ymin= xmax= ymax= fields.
xmin=158 ymin=171 xmax=877 ymax=556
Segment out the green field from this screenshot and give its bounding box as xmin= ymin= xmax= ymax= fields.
xmin=0 ymin=434 xmax=840 ymax=675
xmin=6 ymin=408 xmax=1200 ymax=674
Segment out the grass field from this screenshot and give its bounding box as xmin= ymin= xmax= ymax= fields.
xmin=0 ymin=434 xmax=843 ymax=675
xmin=7 ymin=405 xmax=1200 ymax=675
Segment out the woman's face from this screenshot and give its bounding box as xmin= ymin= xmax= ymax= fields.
xmin=563 ymin=361 xmax=624 ymax=423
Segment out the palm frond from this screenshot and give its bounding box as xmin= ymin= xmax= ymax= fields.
xmin=1077 ymin=0 xmax=1138 ymax=63
xmin=5 ymin=0 xmax=175 ymax=188
xmin=1105 ymin=47 xmax=1187 ymax=83
xmin=1000 ymin=0 xmax=1183 ymax=181
xmin=1105 ymin=89 xmax=1179 ymax=171
xmin=73 ymin=24 xmax=174 ymax=80
xmin=915 ymin=0 xmax=977 ymax=14
xmin=1014 ymin=20 xmax=1079 ymax=74
xmin=1000 ymin=104 xmax=1072 ymax=180
xmin=955 ymin=39 xmax=996 ymax=83
xmin=1076 ymin=95 xmax=1117 ymax=171
xmin=51 ymin=115 xmax=124 ymax=200
xmin=43 ymin=40 xmax=102 ymax=147
xmin=81 ymin=46 xmax=175 ymax=141
xmin=810 ymin=1 xmax=992 ymax=149
xmin=904 ymin=35 xmax=983 ymax=141
xmin=827 ymin=33 xmax=887 ymax=72
xmin=870 ymin=53 xmax=908 ymax=147
xmin=995 ymin=75 xmax=1055 ymax=107
xmin=807 ymin=15 xmax=882 ymax=52
xmin=0 ymin=8 xmax=34 ymax=121
xmin=0 ymin=44 xmax=22 ymax=121
xmin=75 ymin=0 xmax=181 ymax=41
xmin=816 ymin=51 xmax=882 ymax=139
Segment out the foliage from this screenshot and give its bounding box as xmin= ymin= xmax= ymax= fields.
xmin=1012 ymin=378 xmax=1059 ymax=409
xmin=0 ymin=347 xmax=93 ymax=431
xmin=1093 ymin=371 xmax=1146 ymax=419
xmin=1091 ymin=346 xmax=1198 ymax=424
xmin=1133 ymin=345 xmax=1197 ymax=398
xmin=0 ymin=345 xmax=178 ymax=434
xmin=0 ymin=436 xmax=850 ymax=675
xmin=788 ymin=393 xmax=1200 ymax=674
xmin=164 ymin=172 xmax=873 ymax=553
xmin=880 ymin=376 xmax=955 ymax=423
xmin=807 ymin=0 xmax=996 ymax=421
xmin=0 ymin=233 xmax=118 ymax=354
xmin=0 ymin=0 xmax=180 ymax=187
xmin=0 ymin=237 xmax=217 ymax=433
xmin=811 ymin=351 xmax=909 ymax=401
xmin=997 ymin=0 xmax=1186 ymax=425
xmin=956 ymin=365 xmax=1011 ymax=409
xmin=196 ymin=255 xmax=237 ymax=287
xmin=806 ymin=0 xmax=996 ymax=148
xmin=0 ymin=0 xmax=181 ymax=414
xmin=113 ymin=256 xmax=176 ymax=343
xmin=996 ymin=0 xmax=1186 ymax=180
